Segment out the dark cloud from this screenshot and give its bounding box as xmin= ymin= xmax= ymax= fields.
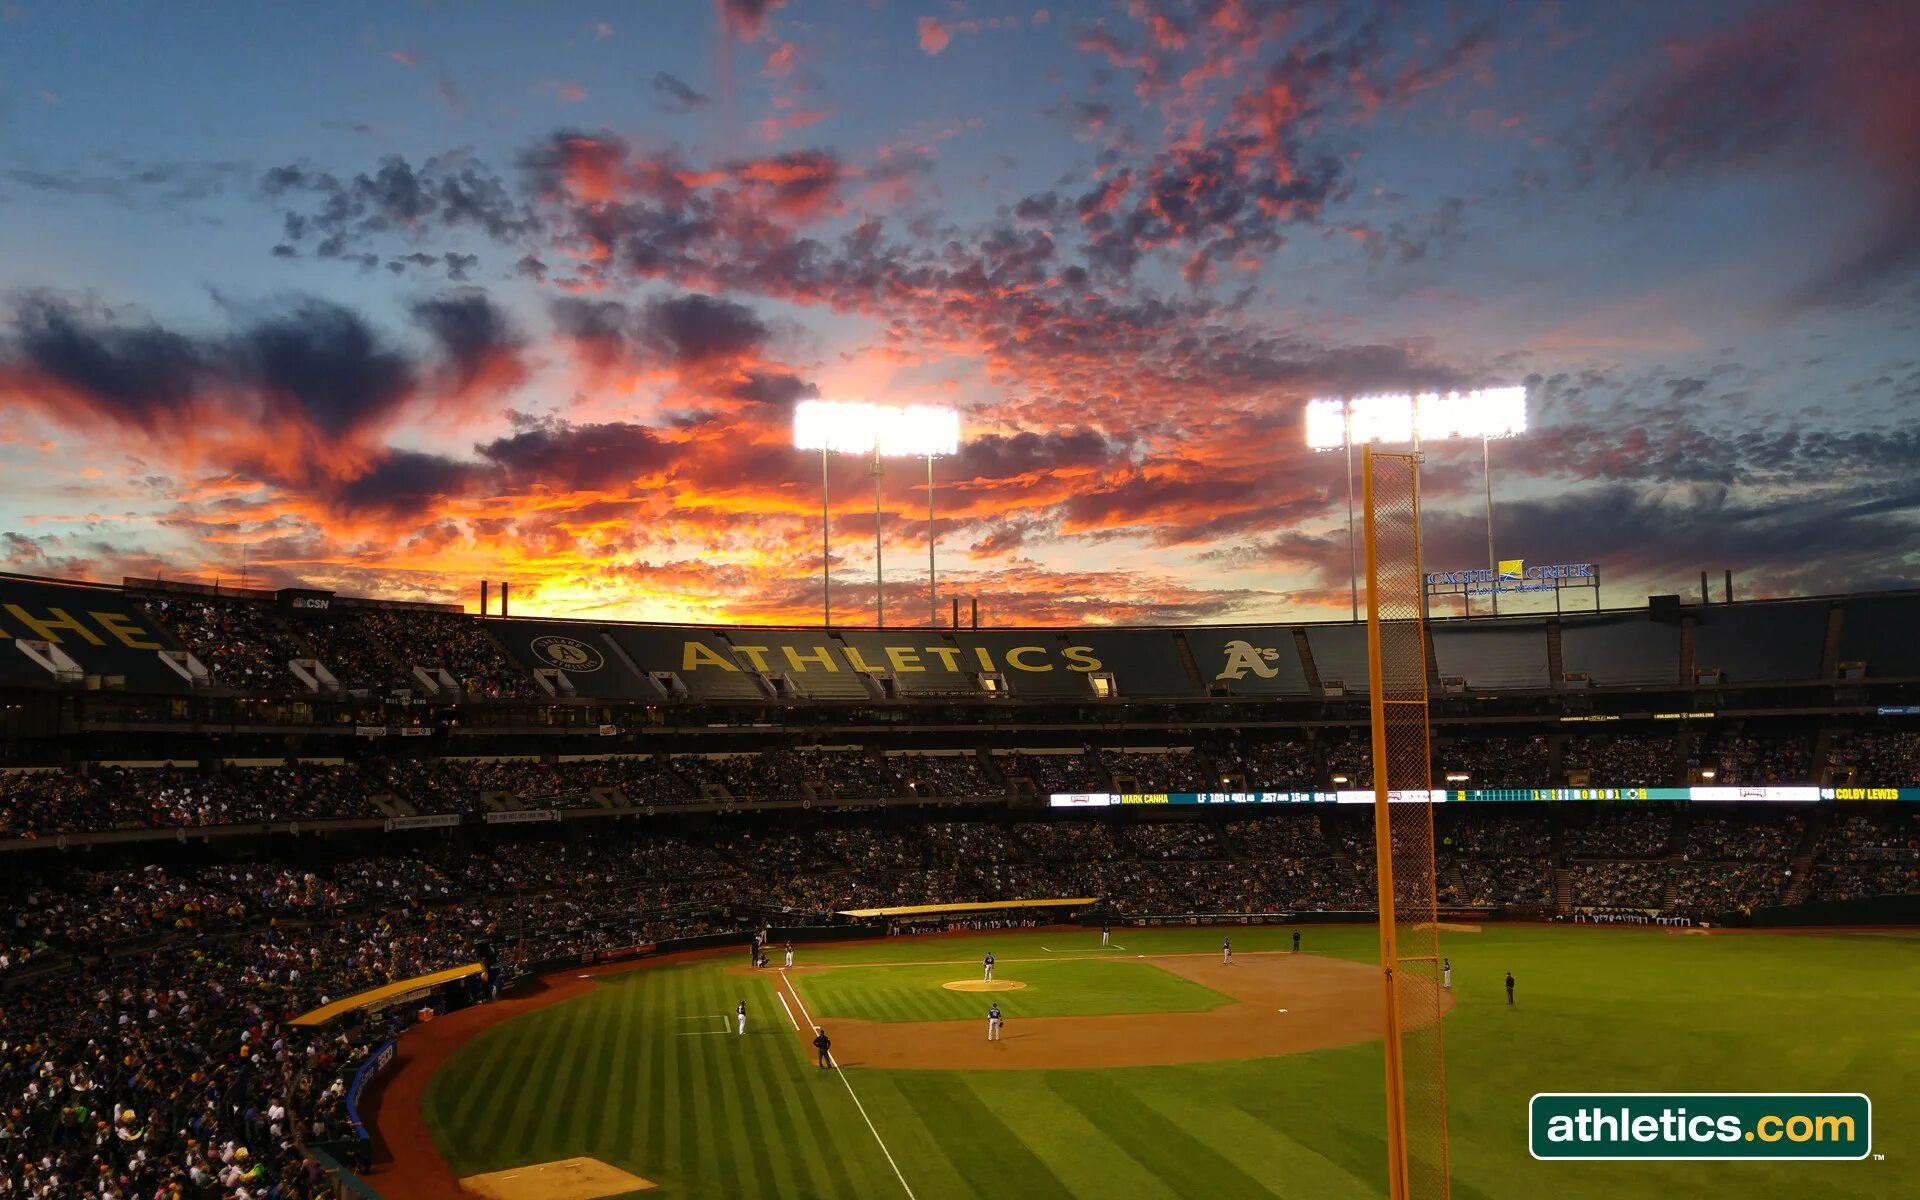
xmin=227 ymin=298 xmax=415 ymax=435
xmin=1419 ymin=482 xmax=1920 ymax=599
xmin=261 ymin=153 xmax=536 ymax=260
xmin=478 ymin=415 xmax=676 ymax=493
xmin=638 ymin=293 xmax=769 ymax=365
xmin=0 ymin=289 xmax=537 ymax=453
xmin=332 ymin=450 xmax=475 ymax=517
xmin=4 ymin=159 xmax=249 ymax=207
xmin=0 ymin=292 xmax=208 ymax=430
xmin=409 ymin=290 xmax=525 ymax=394
xmin=1578 ymin=0 xmax=1920 ymax=307
xmin=726 ymin=370 xmax=816 ymax=408
xmin=650 ymin=71 xmax=712 ymax=114
xmin=717 ymin=0 xmax=785 ymax=42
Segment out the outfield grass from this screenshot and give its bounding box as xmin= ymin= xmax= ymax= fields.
xmin=796 ymin=957 xmax=1234 ymax=1023
xmin=422 ymin=925 xmax=1920 ymax=1199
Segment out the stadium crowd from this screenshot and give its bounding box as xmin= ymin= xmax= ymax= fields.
xmin=1 ymin=795 xmax=1917 ymax=1196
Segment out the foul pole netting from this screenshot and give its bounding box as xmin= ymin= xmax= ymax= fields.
xmin=1361 ymin=446 xmax=1450 ymax=1200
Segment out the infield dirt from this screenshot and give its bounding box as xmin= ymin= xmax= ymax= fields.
xmin=777 ymin=950 xmax=1449 ymax=1071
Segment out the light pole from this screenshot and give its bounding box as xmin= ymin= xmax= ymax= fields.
xmin=821 ymin=446 xmax=831 ymax=625
xmin=794 ymin=400 xmax=960 ymax=628
xmin=927 ymin=453 xmax=938 ymax=626
xmin=1483 ymin=431 xmax=1497 ymax=616
xmin=1306 ymin=387 xmax=1527 ymax=618
xmin=872 ymin=444 xmax=884 ymax=627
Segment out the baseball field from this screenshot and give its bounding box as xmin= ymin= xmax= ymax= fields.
xmin=397 ymin=924 xmax=1919 ymax=1199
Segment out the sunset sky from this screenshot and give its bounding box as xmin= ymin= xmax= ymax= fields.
xmin=1 ymin=0 xmax=1916 ymax=626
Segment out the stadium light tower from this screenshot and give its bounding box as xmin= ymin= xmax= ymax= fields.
xmin=1306 ymin=387 xmax=1527 ymax=619
xmin=794 ymin=400 xmax=961 ymax=628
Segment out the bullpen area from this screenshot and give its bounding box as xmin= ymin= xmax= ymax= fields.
xmin=396 ymin=925 xmax=1918 ymax=1199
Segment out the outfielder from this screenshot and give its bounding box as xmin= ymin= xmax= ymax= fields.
xmin=1101 ymin=924 xmax=1110 ymax=947
xmin=1442 ymin=957 xmax=1452 ymax=990
xmin=987 ymin=1002 xmax=1003 ymax=1041
xmin=736 ymin=1000 xmax=747 ymax=1035
xmin=1222 ymin=937 xmax=1232 ymax=965
xmin=983 ymin=952 xmax=995 ymax=981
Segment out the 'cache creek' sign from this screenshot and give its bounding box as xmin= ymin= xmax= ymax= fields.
xmin=1425 ymin=560 xmax=1597 ymax=595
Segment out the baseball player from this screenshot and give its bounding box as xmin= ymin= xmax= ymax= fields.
xmin=1101 ymin=924 xmax=1110 ymax=947
xmin=736 ymin=1000 xmax=747 ymax=1035
xmin=784 ymin=942 xmax=794 ymax=969
xmin=1505 ymin=972 xmax=1515 ymax=1005
xmin=813 ymin=1027 xmax=832 ymax=1068
xmin=1442 ymin=958 xmax=1452 ymax=990
xmin=987 ymin=1002 xmax=1003 ymax=1041
xmin=1222 ymin=936 xmax=1232 ymax=965
xmin=983 ymin=952 xmax=995 ymax=981
xmin=1292 ymin=929 xmax=1301 ymax=954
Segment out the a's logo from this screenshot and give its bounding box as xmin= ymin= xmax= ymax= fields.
xmin=530 ymin=635 xmax=604 ymax=673
xmin=1217 ymin=639 xmax=1282 ymax=680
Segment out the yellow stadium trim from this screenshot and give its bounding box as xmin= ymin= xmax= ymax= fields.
xmin=836 ymin=898 xmax=1097 ymax=919
xmin=290 ymin=962 xmax=486 ymax=1026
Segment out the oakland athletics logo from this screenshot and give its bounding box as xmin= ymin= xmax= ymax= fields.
xmin=530 ymin=635 xmax=604 ymax=673
xmin=1216 ymin=639 xmax=1282 ymax=680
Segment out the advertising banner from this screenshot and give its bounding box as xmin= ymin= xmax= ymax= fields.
xmin=1050 ymin=786 xmax=1920 ymax=808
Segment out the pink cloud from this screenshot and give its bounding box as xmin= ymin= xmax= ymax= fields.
xmin=918 ymin=16 xmax=951 ymax=56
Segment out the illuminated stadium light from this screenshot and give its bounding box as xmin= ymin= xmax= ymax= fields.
xmin=1306 ymin=386 xmax=1529 ymax=620
xmin=793 ymin=400 xmax=961 ymax=458
xmin=1303 ymin=388 xmax=1528 ymax=450
xmin=793 ymin=400 xmax=963 ymax=629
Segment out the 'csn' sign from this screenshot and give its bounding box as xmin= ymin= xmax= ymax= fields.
xmin=1425 ymin=560 xmax=1596 ymax=594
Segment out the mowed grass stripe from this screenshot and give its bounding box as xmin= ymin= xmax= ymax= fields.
xmin=890 ymin=1072 xmax=1077 ymax=1200
xmin=596 ymin=978 xmax=638 ymax=1153
xmin=966 ymin=1073 xmax=1180 ymax=1200
xmin=639 ymin=970 xmax=671 ymax=1184
xmin=1216 ymin=1050 xmax=1386 ymax=1196
xmin=529 ymin=983 xmax=602 ymax=1152
xmin=435 ymin=1014 xmax=512 ymax=1131
xmin=835 ymin=1072 xmax=977 ymax=1200
xmin=671 ymin=968 xmax=706 ymax=1190
xmin=1140 ymin=1073 xmax=1378 ymax=1199
xmin=758 ymin=1025 xmax=845 ymax=1198
xmin=694 ymin=968 xmax=750 ymax=1198
xmin=461 ymin=1000 xmax=572 ymax=1168
xmin=725 ymin=981 xmax=784 ymax=1197
xmin=580 ymin=985 xmax=631 ymax=1159
xmin=1043 ymin=1073 xmax=1278 ymax=1199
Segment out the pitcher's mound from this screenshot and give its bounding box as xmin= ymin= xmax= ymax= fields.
xmin=943 ymin=979 xmax=1027 ymax=992
xmin=462 ymin=1156 xmax=654 ymax=1200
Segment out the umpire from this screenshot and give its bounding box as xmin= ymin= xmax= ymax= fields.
xmin=813 ymin=1026 xmax=833 ymax=1069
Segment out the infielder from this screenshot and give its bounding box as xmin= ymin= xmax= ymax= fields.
xmin=1292 ymin=929 xmax=1301 ymax=954
xmin=987 ymin=1002 xmax=1003 ymax=1041
xmin=784 ymin=942 xmax=794 ymax=969
xmin=736 ymin=1000 xmax=747 ymax=1035
xmin=1101 ymin=924 xmax=1110 ymax=947
xmin=1222 ymin=937 xmax=1232 ymax=965
xmin=1442 ymin=957 xmax=1452 ymax=990
xmin=983 ymin=952 xmax=995 ymax=981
